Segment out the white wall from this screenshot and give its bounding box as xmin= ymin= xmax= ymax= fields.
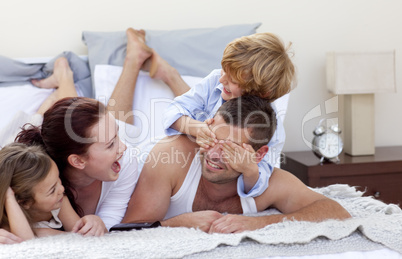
xmin=1 ymin=0 xmax=401 ymax=152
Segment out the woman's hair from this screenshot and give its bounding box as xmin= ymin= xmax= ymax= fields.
xmin=0 ymin=143 xmax=52 ymax=227
xmin=221 ymin=32 xmax=297 ymax=101
xmin=15 ymin=97 xmax=107 ymax=216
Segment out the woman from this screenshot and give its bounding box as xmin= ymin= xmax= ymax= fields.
xmin=16 ymin=96 xmax=134 ymax=231
xmin=13 ymin=29 xmax=148 ymax=232
xmin=12 ymin=28 xmax=190 ymax=233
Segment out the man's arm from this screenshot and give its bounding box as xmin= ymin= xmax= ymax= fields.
xmin=210 ymin=168 xmax=351 ymax=233
xmin=161 ymin=211 xmax=223 ymax=232
xmin=122 ymin=135 xmax=197 ymax=223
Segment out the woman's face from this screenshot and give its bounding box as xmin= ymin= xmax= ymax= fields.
xmin=30 ymin=160 xmax=65 ymax=214
xmin=83 ymin=113 xmax=127 ymax=182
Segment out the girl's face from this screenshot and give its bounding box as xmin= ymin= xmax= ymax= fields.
xmin=219 ymin=69 xmax=243 ymax=101
xmin=83 ymin=113 xmax=127 ymax=182
xmin=30 ymin=160 xmax=65 ymax=213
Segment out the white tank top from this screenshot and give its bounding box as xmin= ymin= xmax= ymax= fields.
xmin=164 ymin=153 xmax=257 ymax=220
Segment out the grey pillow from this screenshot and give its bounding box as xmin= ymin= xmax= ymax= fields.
xmin=82 ymin=23 xmax=261 ymax=79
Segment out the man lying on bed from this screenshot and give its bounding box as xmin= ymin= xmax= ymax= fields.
xmin=122 ymin=95 xmax=351 ymax=233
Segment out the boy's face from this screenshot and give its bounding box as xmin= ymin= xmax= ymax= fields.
xmin=219 ymin=69 xmax=243 ymax=101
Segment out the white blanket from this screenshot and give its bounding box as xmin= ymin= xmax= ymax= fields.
xmin=1 ymin=184 xmax=401 ymax=258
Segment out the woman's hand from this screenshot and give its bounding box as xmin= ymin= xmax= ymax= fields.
xmin=71 ymin=215 xmax=107 ymax=237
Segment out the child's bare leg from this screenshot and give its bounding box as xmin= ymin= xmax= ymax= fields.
xmin=142 ymin=50 xmax=190 ymax=96
xmin=35 ymin=57 xmax=77 ymax=115
xmin=107 ymin=28 xmax=153 ymax=125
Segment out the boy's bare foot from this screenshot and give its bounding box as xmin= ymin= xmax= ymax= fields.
xmin=142 ymin=51 xmax=175 ymax=81
xmin=141 ymin=50 xmax=190 ymax=96
xmin=125 ymin=28 xmax=153 ymax=69
xmin=141 ymin=53 xmax=159 ymax=78
xmin=31 ymin=57 xmax=73 ymax=89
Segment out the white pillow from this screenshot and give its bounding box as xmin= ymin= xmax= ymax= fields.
xmin=0 ymin=84 xmax=53 ymax=146
xmin=94 ymin=64 xmax=202 ymax=147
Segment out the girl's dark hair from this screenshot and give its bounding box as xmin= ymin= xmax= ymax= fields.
xmin=15 ymin=97 xmax=107 ymax=216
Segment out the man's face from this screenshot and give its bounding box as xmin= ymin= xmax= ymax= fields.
xmin=200 ymin=114 xmax=251 ymax=184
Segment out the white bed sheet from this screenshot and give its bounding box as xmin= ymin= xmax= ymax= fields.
xmin=94 ymin=65 xmax=203 ymax=147
xmin=0 ymin=84 xmax=52 ymax=129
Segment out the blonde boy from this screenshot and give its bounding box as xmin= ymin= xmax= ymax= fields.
xmin=163 ymin=32 xmax=296 ymax=198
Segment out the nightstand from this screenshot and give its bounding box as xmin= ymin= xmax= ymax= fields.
xmin=281 ymin=146 xmax=402 ymax=206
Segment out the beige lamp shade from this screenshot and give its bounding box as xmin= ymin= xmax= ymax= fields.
xmin=327 ymin=51 xmax=396 ymax=95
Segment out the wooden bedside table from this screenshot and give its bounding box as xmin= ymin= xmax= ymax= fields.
xmin=281 ymin=146 xmax=402 ymax=206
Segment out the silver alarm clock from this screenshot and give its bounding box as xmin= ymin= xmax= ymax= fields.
xmin=312 ymin=121 xmax=343 ymax=163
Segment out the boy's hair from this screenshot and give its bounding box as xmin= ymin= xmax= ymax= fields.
xmin=0 ymin=143 xmax=52 ymax=227
xmin=216 ymin=95 xmax=277 ymax=151
xmin=221 ymin=32 xmax=296 ymax=101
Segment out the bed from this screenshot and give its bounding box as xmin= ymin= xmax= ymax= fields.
xmin=0 ymin=24 xmax=401 ymax=258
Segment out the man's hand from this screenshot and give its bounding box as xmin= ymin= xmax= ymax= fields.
xmin=208 ymin=214 xmax=266 ymax=234
xmin=162 ymin=211 xmax=223 ymax=232
xmin=71 ymin=215 xmax=107 ymax=236
xmin=196 ymin=119 xmax=217 ymax=149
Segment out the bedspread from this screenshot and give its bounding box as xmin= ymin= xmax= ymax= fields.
xmin=1 ymin=184 xmax=400 ymax=258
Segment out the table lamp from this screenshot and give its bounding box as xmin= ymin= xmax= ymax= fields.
xmin=326 ymin=51 xmax=396 ymax=156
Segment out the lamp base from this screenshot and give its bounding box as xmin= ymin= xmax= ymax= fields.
xmin=344 ymin=94 xmax=375 ymax=156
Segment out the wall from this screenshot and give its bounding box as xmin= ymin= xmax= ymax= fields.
xmin=1 ymin=0 xmax=401 ymax=152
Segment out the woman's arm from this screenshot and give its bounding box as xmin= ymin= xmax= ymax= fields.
xmin=5 ymin=187 xmax=34 ymax=240
xmin=58 ymin=195 xmax=106 ymax=236
xmin=57 ymin=195 xmax=80 ymax=231
xmin=31 ymin=197 xmax=75 ymax=237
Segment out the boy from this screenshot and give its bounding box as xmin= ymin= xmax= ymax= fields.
xmin=163 ymin=32 xmax=296 ymax=198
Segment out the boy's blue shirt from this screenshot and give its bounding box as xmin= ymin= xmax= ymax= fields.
xmin=163 ymin=69 xmax=286 ymax=198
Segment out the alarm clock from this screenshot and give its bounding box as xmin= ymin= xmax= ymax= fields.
xmin=312 ymin=121 xmax=343 ymax=163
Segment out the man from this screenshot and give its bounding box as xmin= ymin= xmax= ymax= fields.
xmin=123 ymin=96 xmax=351 ymax=233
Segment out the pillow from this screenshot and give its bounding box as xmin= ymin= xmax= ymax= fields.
xmin=94 ymin=64 xmax=202 ymax=148
xmin=82 ymin=23 xmax=261 ymax=81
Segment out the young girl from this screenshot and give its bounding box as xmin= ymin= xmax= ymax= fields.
xmin=0 ymin=143 xmax=106 ymax=241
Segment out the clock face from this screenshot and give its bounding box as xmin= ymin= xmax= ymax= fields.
xmin=317 ymin=133 xmax=343 ymax=159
